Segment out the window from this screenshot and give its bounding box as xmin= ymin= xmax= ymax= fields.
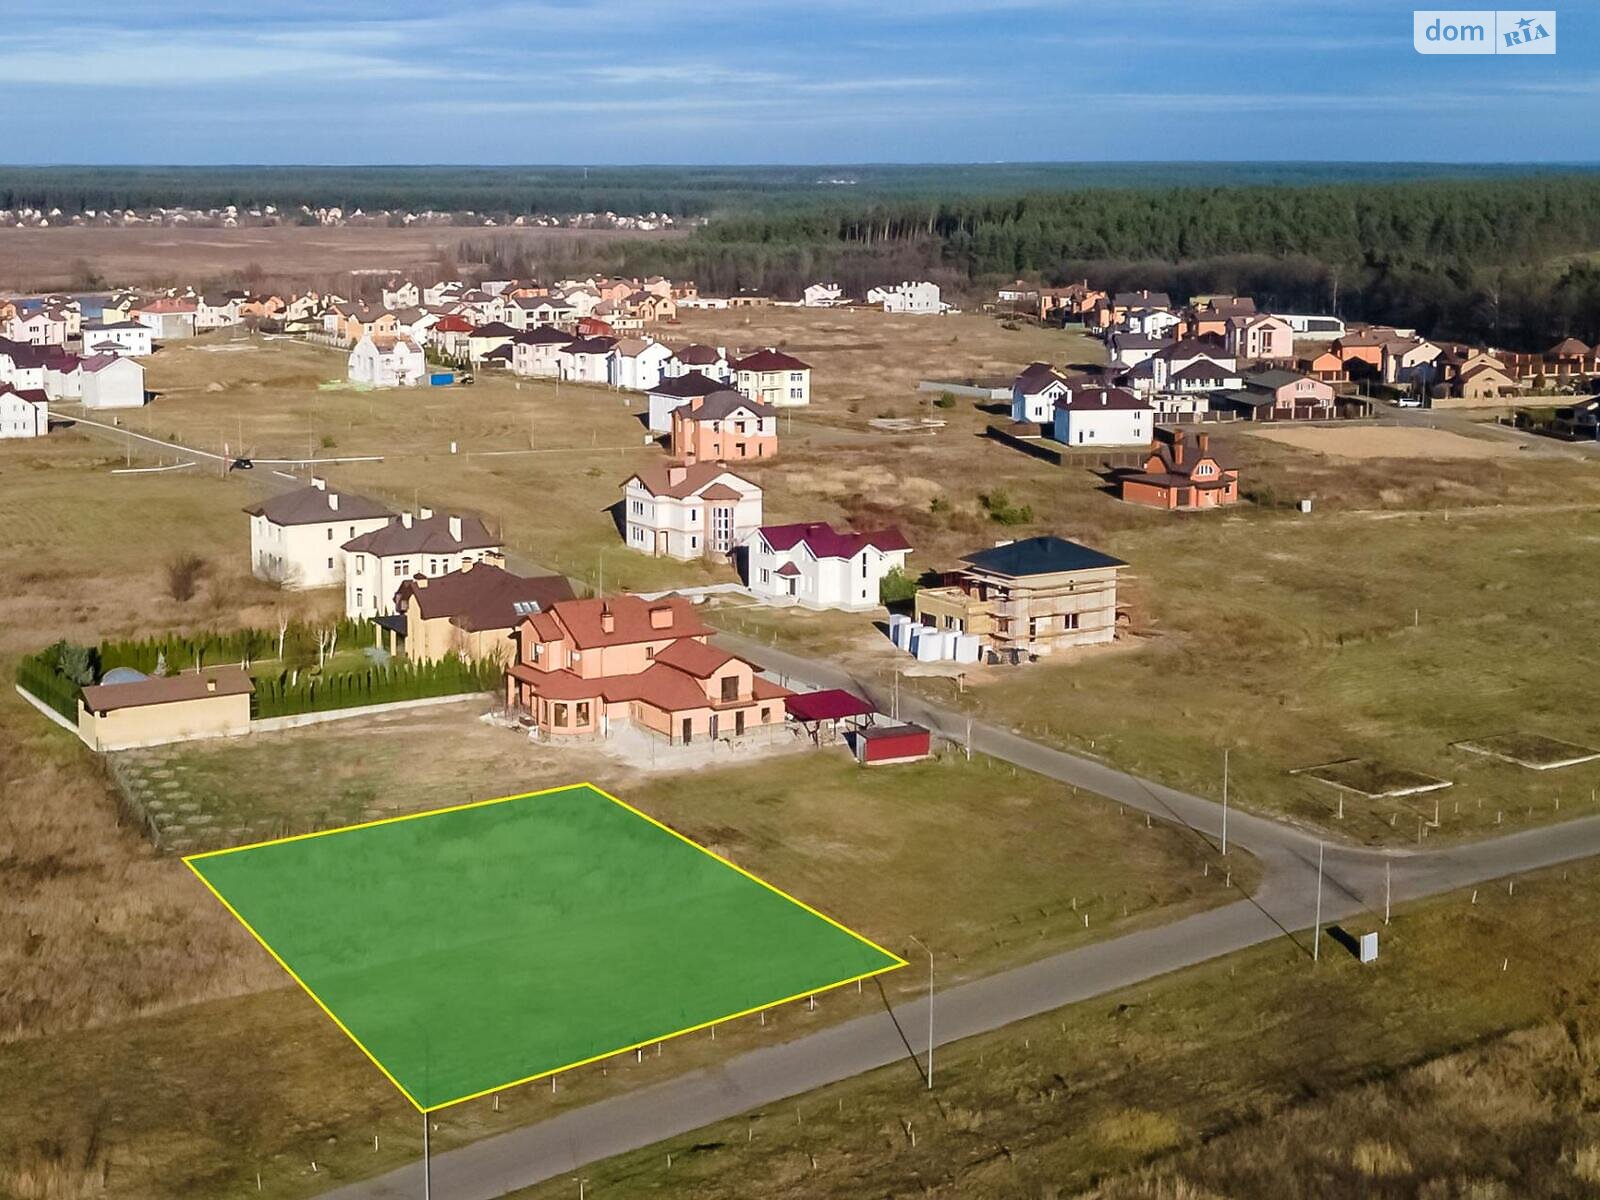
xmin=553 ymin=703 xmax=569 ymax=728
xmin=355 ymin=587 xmax=363 ymax=608
xmin=759 ymin=568 xmax=770 ymax=584
xmin=326 ymin=528 xmax=333 ymax=540
xmin=355 ymin=557 xmax=364 ymax=575
xmin=393 ymin=559 xmax=409 ymax=577
xmin=575 ymin=701 xmax=590 ymax=725
xmin=327 ymin=557 xmax=334 ymax=570
xmin=720 ymin=676 xmax=739 ymax=703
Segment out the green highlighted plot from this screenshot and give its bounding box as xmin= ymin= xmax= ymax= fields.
xmin=185 ymin=784 xmax=903 ymax=1111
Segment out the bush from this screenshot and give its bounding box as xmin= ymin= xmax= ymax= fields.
xmin=252 ymin=654 xmax=501 ymax=719
xmin=980 ymin=488 xmax=1033 ymax=526
xmin=15 ymin=646 xmax=85 ymax=721
xmin=165 ymin=553 xmax=207 ymax=602
xmin=879 ymin=566 xmax=919 ymax=606
xmin=933 ymin=391 xmax=957 ymax=409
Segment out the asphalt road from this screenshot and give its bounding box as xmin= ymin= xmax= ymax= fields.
xmin=323 ymin=633 xmax=1600 ymax=1199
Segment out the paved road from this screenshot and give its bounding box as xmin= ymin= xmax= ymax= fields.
xmin=324 ymin=634 xmax=1600 ymax=1199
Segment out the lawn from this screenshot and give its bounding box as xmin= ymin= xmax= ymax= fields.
xmin=0 ymin=721 xmax=1248 ymax=1199
xmin=186 ymin=784 xmax=902 ymax=1111
xmin=508 ymin=855 xmax=1600 ymax=1200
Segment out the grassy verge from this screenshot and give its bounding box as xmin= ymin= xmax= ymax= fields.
xmin=508 ymin=856 xmax=1600 ymax=1200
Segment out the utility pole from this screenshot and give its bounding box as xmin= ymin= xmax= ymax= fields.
xmin=422 ymin=1114 xmax=431 ymax=1200
xmin=1313 ymin=841 xmax=1325 ymax=962
xmin=908 ymin=935 xmax=933 ymax=1089
xmin=1221 ymin=747 xmax=1230 ymax=856
xmin=1384 ymin=860 xmax=1391 ymax=925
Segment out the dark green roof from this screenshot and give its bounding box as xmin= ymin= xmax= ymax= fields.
xmin=961 ymin=535 xmax=1125 ymax=577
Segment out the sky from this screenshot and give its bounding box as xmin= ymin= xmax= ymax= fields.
xmin=2 ymin=1 xmax=1596 ymax=164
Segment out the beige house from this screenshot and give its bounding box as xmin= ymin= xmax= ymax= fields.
xmin=342 ymin=509 xmax=503 ymax=618
xmin=245 ymin=478 xmax=394 ymax=589
xmin=915 ymin=535 xmax=1126 ymax=658
xmin=392 ymin=560 xmax=575 ymax=663
xmin=620 ymin=461 xmax=763 ymax=559
xmin=732 ymin=348 xmax=811 ymax=407
xmin=78 ymin=668 xmax=254 ymax=751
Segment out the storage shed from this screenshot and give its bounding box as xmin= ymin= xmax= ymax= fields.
xmin=852 ymin=723 xmax=931 ymax=766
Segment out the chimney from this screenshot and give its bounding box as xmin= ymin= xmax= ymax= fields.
xmin=448 ymin=515 xmax=462 ymax=541
xmin=648 ymin=604 xmax=672 ymax=630
xmin=459 ymin=559 xmax=473 ymax=573
xmin=666 ymin=464 xmax=687 ymax=486
xmin=328 ymin=491 xmax=340 ymax=511
xmin=485 ymin=549 xmax=506 ymax=569
xmin=1172 ymin=438 xmax=1185 ymax=466
xmin=205 ymin=678 xmax=217 ymax=694
xmin=419 ymin=506 xmax=434 ymax=520
xmin=400 ymin=511 xmax=413 ymax=528
xmin=311 ymin=476 xmax=327 ymax=491
xmin=414 ymin=575 xmax=429 ymax=588
xmin=600 ymin=604 xmax=615 ymax=634
xmin=1198 ymin=432 xmax=1210 ymax=455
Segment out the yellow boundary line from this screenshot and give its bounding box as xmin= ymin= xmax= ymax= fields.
xmin=183 ymin=782 xmax=907 ymax=1113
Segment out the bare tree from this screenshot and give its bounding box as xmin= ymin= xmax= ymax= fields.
xmin=165 ymin=553 xmax=207 ymax=602
xmin=276 ymin=609 xmax=290 ymax=661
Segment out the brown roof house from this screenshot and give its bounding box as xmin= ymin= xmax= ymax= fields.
xmin=78 ymin=667 xmax=254 ymax=752
xmin=1119 ymin=429 xmax=1239 ymax=510
xmin=620 ymin=461 xmax=763 ymax=559
xmin=392 ymin=560 xmax=575 ymax=664
xmin=341 ymin=509 xmax=503 ymax=619
xmin=504 ymin=594 xmax=789 ymax=743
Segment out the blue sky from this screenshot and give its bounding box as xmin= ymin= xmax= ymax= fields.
xmin=2 ymin=1 xmax=1595 ymax=164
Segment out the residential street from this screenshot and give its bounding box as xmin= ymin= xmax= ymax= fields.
xmin=322 ymin=633 xmax=1600 ymax=1199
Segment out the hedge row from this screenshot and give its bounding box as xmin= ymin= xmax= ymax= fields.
xmin=14 ymin=650 xmax=80 ymax=721
xmin=98 ymin=618 xmax=376 ymax=676
xmin=252 ymin=656 xmax=502 ymax=719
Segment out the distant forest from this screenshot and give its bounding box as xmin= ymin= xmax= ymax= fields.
xmin=0 ymin=161 xmax=1589 ymax=219
xmin=6 ymin=164 xmax=1600 ymax=348
xmin=491 ymin=174 xmax=1600 ymax=350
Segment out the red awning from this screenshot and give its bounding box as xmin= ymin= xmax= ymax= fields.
xmin=786 ymin=688 xmax=875 ymax=723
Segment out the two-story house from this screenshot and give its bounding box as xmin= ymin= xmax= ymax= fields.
xmin=244 ymin=477 xmax=394 ymax=589
xmin=1052 ymin=386 xmax=1155 ymax=447
xmin=914 ymin=535 xmax=1126 ymax=658
xmin=731 ymin=348 xmax=810 ymax=408
xmin=1118 ymin=429 xmax=1240 ymax=510
xmin=391 ymin=559 xmax=575 ymax=663
xmin=620 ymin=461 xmax=763 ymax=559
xmin=743 ymin=522 xmax=911 ymax=610
xmin=341 ymin=510 xmax=503 ymax=618
xmin=503 ymin=594 xmax=788 ymax=743
xmin=669 ymin=392 xmax=777 ymax=462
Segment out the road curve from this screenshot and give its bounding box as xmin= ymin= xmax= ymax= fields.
xmin=320 ymin=633 xmax=1600 ymax=1198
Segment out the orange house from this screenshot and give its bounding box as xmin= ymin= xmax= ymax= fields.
xmin=669 ymin=391 xmax=777 ymax=463
xmin=503 ymin=594 xmax=788 ymax=743
xmin=1119 ymin=429 xmax=1239 ymax=510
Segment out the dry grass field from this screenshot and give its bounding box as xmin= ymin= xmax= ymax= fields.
xmin=0 ymin=224 xmax=674 ymax=292
xmin=509 ymin=857 xmax=1600 ymax=1200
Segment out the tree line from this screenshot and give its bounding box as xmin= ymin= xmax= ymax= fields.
xmin=525 ymin=175 xmax=1600 ymax=349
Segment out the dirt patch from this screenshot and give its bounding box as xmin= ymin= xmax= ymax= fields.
xmin=1248 ymin=425 xmax=1522 ymax=461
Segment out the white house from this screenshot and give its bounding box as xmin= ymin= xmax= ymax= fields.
xmin=620 ymin=461 xmax=763 ymax=560
xmin=803 ymin=282 xmax=845 ymax=307
xmin=79 ymin=355 xmax=146 ymax=409
xmin=507 ymin=295 xmax=576 ymax=330
xmin=43 ymin=354 xmax=81 ymax=401
xmin=6 ymin=309 xmax=68 ymax=346
xmin=1011 ymin=362 xmax=1072 ymax=424
xmin=744 ymin=522 xmax=911 ymax=611
xmin=557 ymin=336 xmax=617 ymax=384
xmin=731 ymin=348 xmax=810 ymax=408
xmin=1122 ymin=308 xmax=1182 ymax=339
xmin=608 ymin=338 xmax=674 ymax=391
xmin=348 ymin=333 xmax=426 ymax=387
xmin=1109 ymin=333 xmax=1172 ymax=370
xmin=510 ymin=326 xmax=574 ymax=377
xmin=0 ymin=386 xmax=47 ymax=438
xmin=342 ymin=510 xmax=504 ymax=618
xmin=1052 ymin=387 xmax=1155 ymax=447
xmin=195 ymin=295 xmax=241 ymax=332
xmin=130 ymin=298 xmax=197 ymax=340
xmin=244 ymin=478 xmax=394 ymax=590
xmin=79 ymin=320 xmax=153 ymax=357
xmin=382 ymin=281 xmax=420 ymax=309
xmin=866 ymin=281 xmax=942 ymax=315
xmin=663 ymin=343 xmax=731 ymax=382
xmin=0 ymin=341 xmax=48 ymax=391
